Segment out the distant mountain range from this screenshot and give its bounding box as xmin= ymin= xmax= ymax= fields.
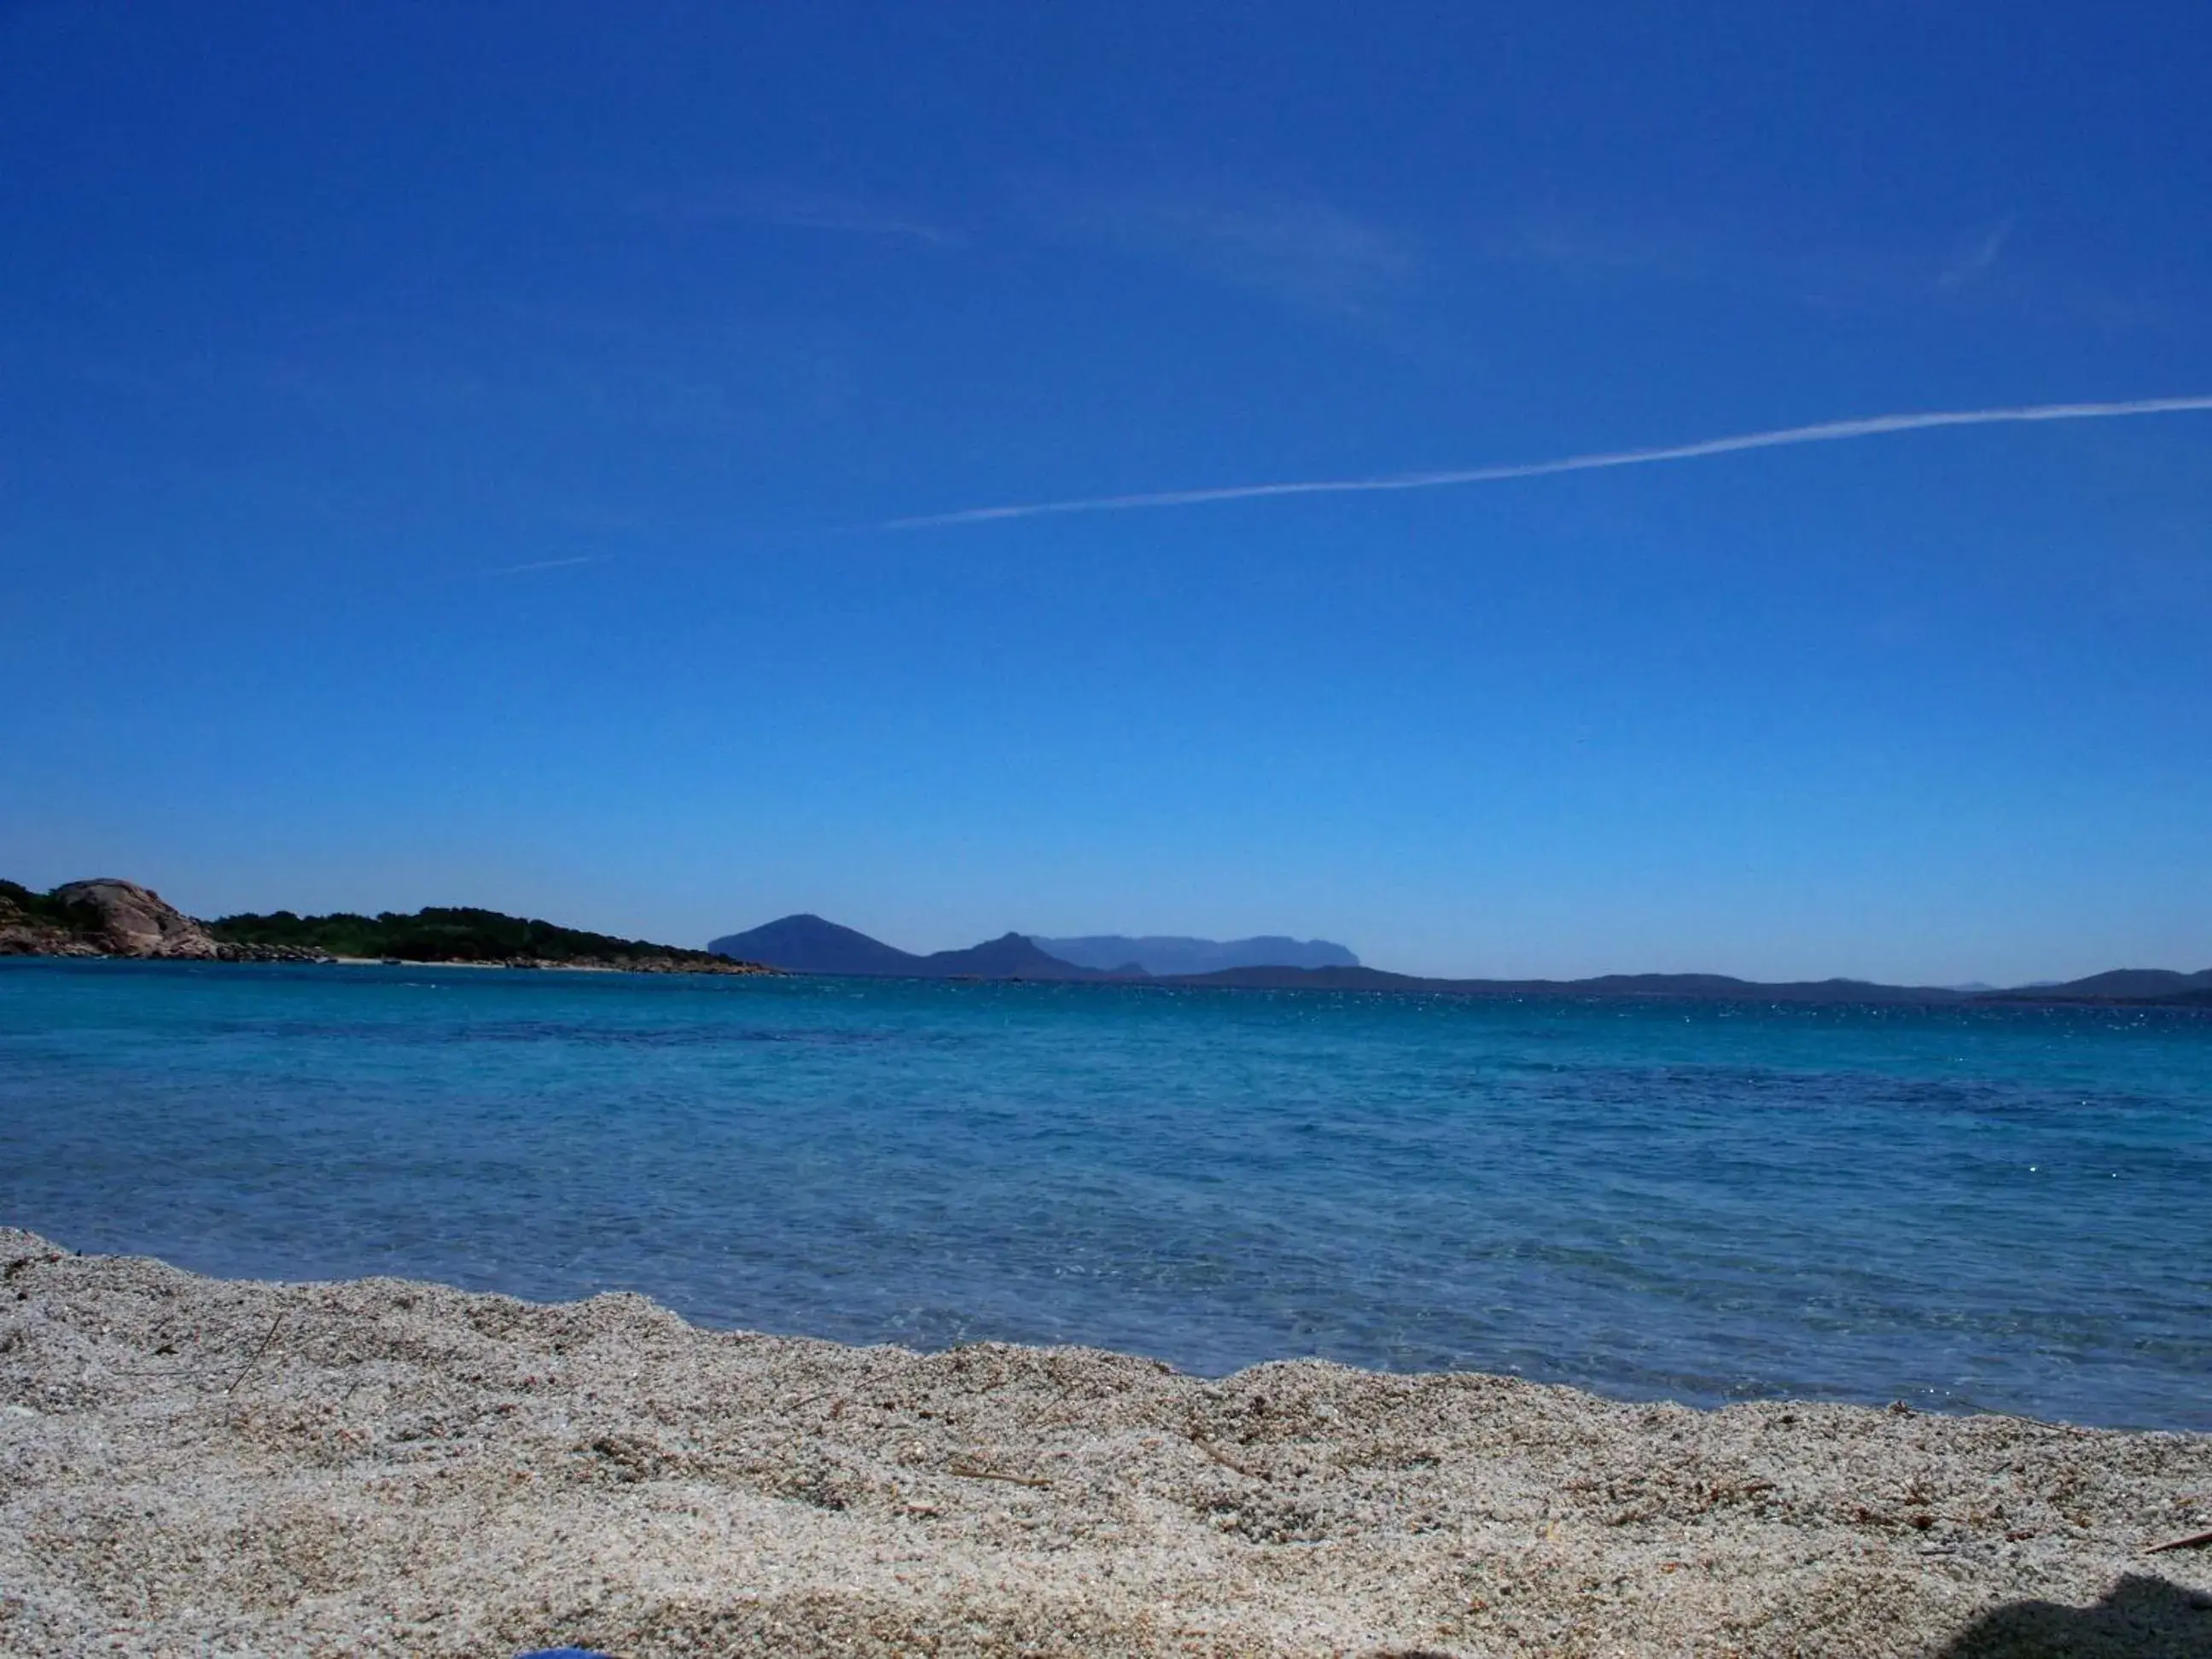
xmin=1976 ymin=968 xmax=2212 ymax=1002
xmin=707 ymin=914 xmax=2212 ymax=1006
xmin=706 ymin=915 xmax=1120 ymax=980
xmin=1142 ymin=965 xmax=1968 ymax=1002
xmin=1152 ymin=964 xmax=2212 ymax=1005
xmin=703 ymin=917 xmax=1355 ymax=981
xmin=1033 ymin=934 xmax=1358 ymax=975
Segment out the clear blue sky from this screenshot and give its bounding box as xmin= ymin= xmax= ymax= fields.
xmin=5 ymin=1 xmax=2208 ymax=981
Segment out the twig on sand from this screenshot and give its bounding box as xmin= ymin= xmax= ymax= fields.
xmin=224 ymin=1313 xmax=288 ymax=1395
xmin=1186 ymin=1423 xmax=1270 ymax=1482
xmin=2146 ymin=1527 xmax=2212 ymax=1554
xmin=946 ymin=1459 xmax=1051 ymax=1488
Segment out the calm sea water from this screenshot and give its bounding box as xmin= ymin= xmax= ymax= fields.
xmin=3 ymin=958 xmax=2208 ymax=1429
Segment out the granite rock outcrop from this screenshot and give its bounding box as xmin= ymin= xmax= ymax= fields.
xmin=46 ymin=879 xmax=222 ymax=958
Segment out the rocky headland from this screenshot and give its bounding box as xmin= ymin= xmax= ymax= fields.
xmin=0 ymin=878 xmax=232 ymax=960
xmin=0 ymin=878 xmax=777 ymax=975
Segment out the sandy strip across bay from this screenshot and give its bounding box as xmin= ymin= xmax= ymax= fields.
xmin=3 ymin=1228 xmax=2207 ymax=1656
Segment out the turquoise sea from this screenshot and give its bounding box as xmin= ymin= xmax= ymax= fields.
xmin=3 ymin=958 xmax=2207 ymax=1429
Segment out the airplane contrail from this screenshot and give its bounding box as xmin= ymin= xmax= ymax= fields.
xmin=883 ymin=394 xmax=2212 ymax=530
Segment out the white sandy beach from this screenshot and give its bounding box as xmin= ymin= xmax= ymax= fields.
xmin=3 ymin=1229 xmax=2208 ymax=1657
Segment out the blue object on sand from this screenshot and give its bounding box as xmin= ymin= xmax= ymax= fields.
xmin=516 ymin=1650 xmax=614 ymax=1658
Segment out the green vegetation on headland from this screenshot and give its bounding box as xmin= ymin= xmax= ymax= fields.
xmin=0 ymin=879 xmax=88 ymax=931
xmin=0 ymin=878 xmax=775 ymax=974
xmin=210 ymin=905 xmax=747 ymax=969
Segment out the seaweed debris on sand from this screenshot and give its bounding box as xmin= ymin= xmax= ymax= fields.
xmin=3 ymin=1231 xmax=2208 ymax=1657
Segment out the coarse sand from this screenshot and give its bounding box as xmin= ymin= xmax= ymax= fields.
xmin=3 ymin=1228 xmax=2208 ymax=1657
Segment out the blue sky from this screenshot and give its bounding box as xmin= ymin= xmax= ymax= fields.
xmin=4 ymin=1 xmax=2208 ymax=981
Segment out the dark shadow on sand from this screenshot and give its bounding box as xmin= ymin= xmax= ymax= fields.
xmin=1936 ymin=1572 xmax=2212 ymax=1657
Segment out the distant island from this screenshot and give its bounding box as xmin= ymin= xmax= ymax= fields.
xmin=0 ymin=878 xmax=776 ymax=975
xmin=709 ymin=911 xmax=2212 ymax=1008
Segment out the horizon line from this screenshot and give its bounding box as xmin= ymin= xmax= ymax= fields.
xmin=882 ymin=393 xmax=2212 ymax=529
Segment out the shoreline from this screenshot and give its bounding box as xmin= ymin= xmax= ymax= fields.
xmin=0 ymin=949 xmax=781 ymax=976
xmin=4 ymin=1232 xmax=2208 ymax=1656
xmin=321 ymin=954 xmax=777 ymax=975
xmin=10 ymin=950 xmax=2212 ymax=1010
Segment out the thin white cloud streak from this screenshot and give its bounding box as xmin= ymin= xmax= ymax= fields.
xmin=484 ymin=555 xmax=604 ymax=576
xmin=1052 ymin=192 xmax=1415 ymax=314
xmin=884 ymin=396 xmax=2212 ymax=530
xmin=1938 ymin=216 xmax=2017 ymax=291
xmin=643 ymin=185 xmax=961 ymax=247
